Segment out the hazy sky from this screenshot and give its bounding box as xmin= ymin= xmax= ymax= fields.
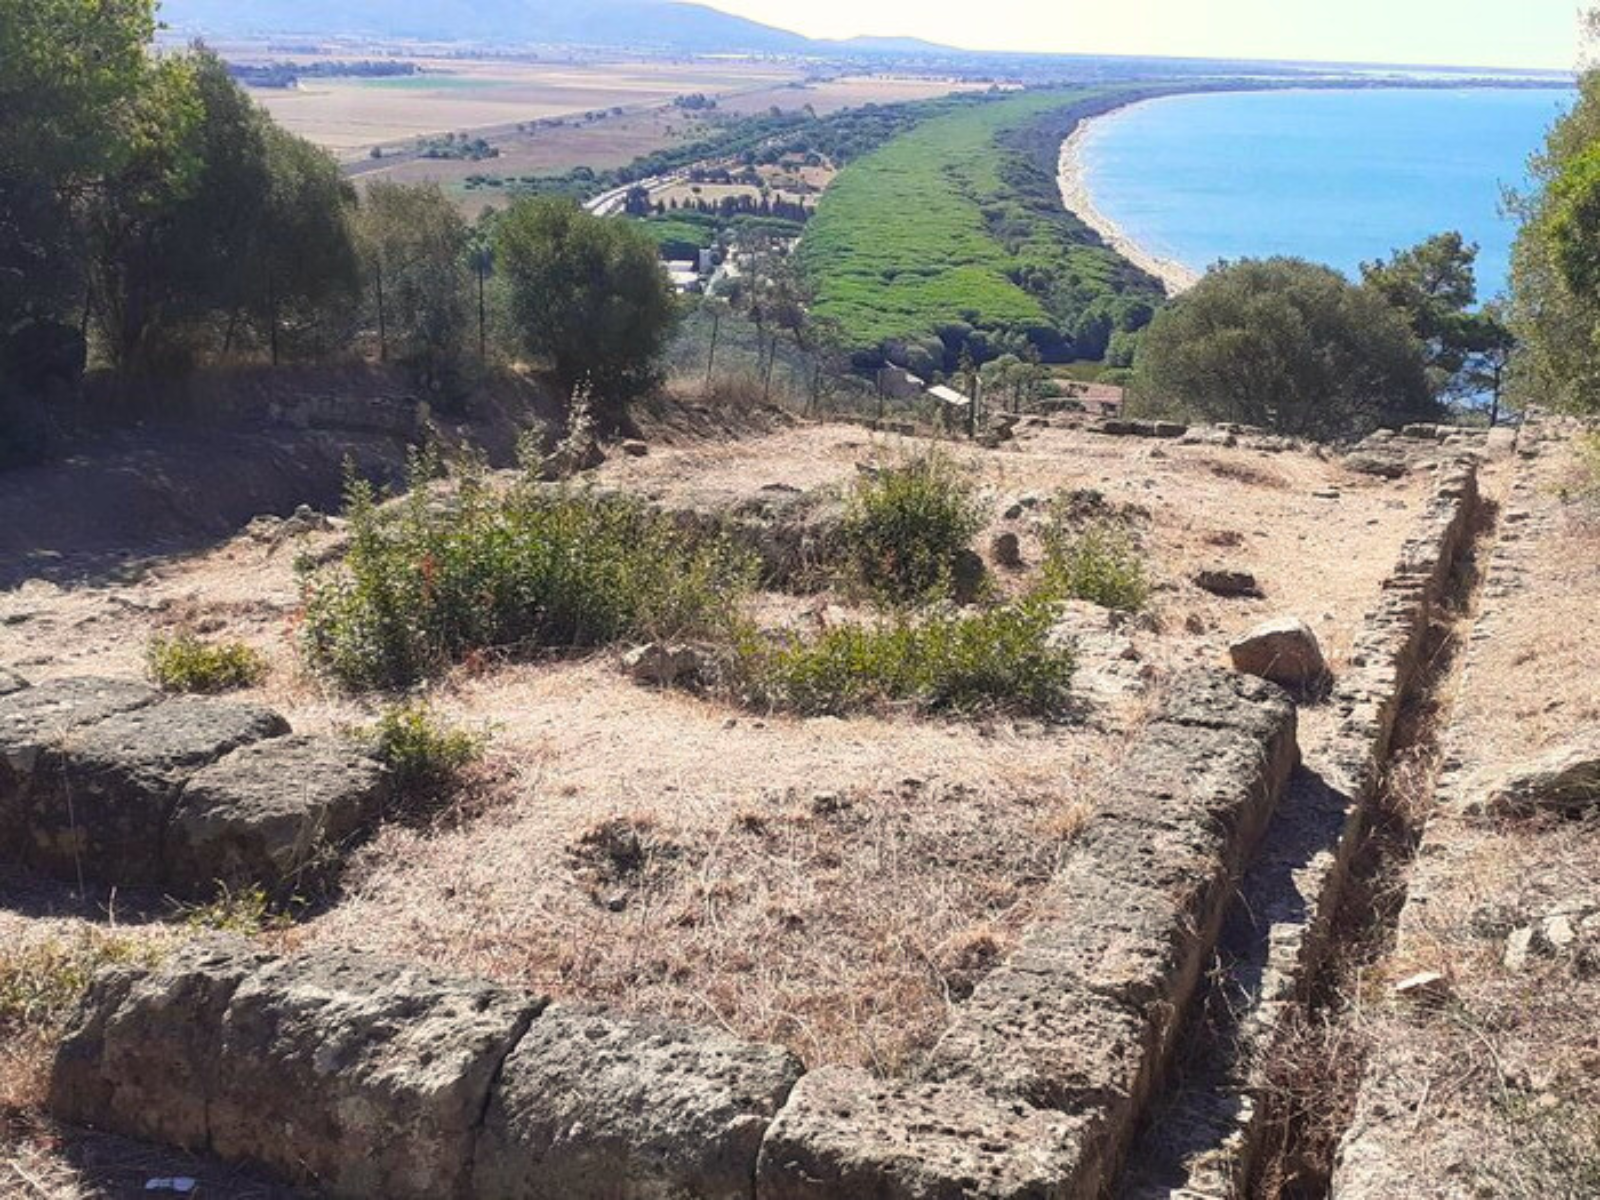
xmin=706 ymin=0 xmax=1586 ymax=70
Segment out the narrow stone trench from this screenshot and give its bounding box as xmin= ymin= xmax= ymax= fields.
xmin=1249 ymin=499 xmax=1500 ymax=1199
xmin=1118 ymin=479 xmax=1502 ymax=1200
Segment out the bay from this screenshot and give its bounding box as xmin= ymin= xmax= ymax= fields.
xmin=1079 ymin=87 xmax=1577 ymax=299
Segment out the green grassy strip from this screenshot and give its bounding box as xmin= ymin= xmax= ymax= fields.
xmin=797 ymin=87 xmax=1164 ymax=354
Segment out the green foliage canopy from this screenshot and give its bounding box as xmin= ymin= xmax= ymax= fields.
xmin=1131 ymin=257 xmax=1436 ymax=440
xmin=494 ymin=196 xmax=678 ymax=424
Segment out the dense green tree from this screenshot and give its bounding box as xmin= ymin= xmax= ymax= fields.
xmin=1130 ymin=258 xmax=1436 ymax=440
xmin=84 ymin=49 xmax=358 ymax=371
xmin=1360 ymin=232 xmax=1513 ymax=406
xmin=357 ymin=181 xmax=470 ymax=370
xmin=0 ymin=0 xmax=172 ymax=334
xmin=494 ymin=196 xmax=677 ymax=427
xmin=1506 ymin=49 xmax=1600 ymax=416
xmin=250 ymin=124 xmax=361 ymax=363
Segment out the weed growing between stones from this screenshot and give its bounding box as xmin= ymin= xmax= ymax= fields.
xmin=176 ymin=883 xmax=296 ymax=935
xmin=1040 ymin=514 xmax=1150 ymax=612
xmin=732 ymin=598 xmax=1075 ymax=717
xmin=0 ymin=932 xmax=159 ymax=1041
xmin=362 ymin=700 xmax=486 ymax=801
xmin=299 ymin=450 xmax=756 ymax=690
xmin=145 ymin=632 xmax=269 ymax=693
xmin=839 ymin=450 xmax=984 ymax=605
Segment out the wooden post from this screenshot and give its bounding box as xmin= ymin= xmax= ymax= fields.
xmin=705 ymin=307 xmax=720 ymax=392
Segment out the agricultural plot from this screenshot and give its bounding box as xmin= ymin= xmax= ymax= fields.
xmin=248 ymin=56 xmax=802 ymax=159
xmin=797 ymin=87 xmax=1167 ymax=361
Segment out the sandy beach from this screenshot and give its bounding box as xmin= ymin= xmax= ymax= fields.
xmin=1058 ymin=105 xmax=1201 ymax=297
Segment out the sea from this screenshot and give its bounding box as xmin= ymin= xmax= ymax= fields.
xmin=1078 ymin=86 xmax=1579 ymax=299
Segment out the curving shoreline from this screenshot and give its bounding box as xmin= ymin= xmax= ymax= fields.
xmin=1058 ymin=102 xmax=1202 ymax=298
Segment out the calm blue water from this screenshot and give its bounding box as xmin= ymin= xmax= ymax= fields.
xmin=1081 ymin=88 xmax=1577 ymax=298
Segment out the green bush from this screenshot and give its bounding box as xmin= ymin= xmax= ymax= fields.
xmin=362 ymin=700 xmax=486 ymax=796
xmin=1040 ymin=516 xmax=1150 ymax=612
xmin=300 ymin=453 xmax=755 ymax=690
xmin=146 ymin=632 xmax=269 ymax=693
xmin=738 ymin=599 xmax=1074 ymax=717
xmin=840 ymin=452 xmax=984 ymax=604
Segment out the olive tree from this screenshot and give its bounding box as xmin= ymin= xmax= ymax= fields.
xmin=356 ymin=181 xmax=470 ymax=371
xmin=494 ymin=196 xmax=677 ymax=428
xmin=1130 ymin=257 xmax=1436 ymax=440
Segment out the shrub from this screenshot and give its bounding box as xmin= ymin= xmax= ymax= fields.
xmin=840 ymin=452 xmax=984 ymax=604
xmin=146 ymin=632 xmax=269 ymax=693
xmin=1040 ymin=517 xmax=1150 ymax=612
xmin=362 ymin=700 xmax=486 ymax=796
xmin=738 ymin=598 xmax=1074 ymax=717
xmin=300 ymin=453 xmax=755 ymax=690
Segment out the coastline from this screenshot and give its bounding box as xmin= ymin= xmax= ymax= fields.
xmin=1058 ymin=101 xmax=1202 ymax=298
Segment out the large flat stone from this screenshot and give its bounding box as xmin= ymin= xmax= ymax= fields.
xmin=209 ymin=948 xmax=540 ymax=1198
xmin=473 ymin=1003 xmax=802 ymax=1199
xmin=166 ymin=734 xmax=388 ymax=895
xmin=53 ymin=940 xmax=541 ymax=1200
xmin=51 ymin=938 xmax=275 ymax=1150
xmin=755 ymin=1066 xmax=1091 ymax=1199
xmin=0 ymin=676 xmax=160 ymax=806
xmin=20 ymin=697 xmax=288 ymax=883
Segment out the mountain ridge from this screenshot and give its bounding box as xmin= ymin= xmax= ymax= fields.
xmin=157 ymin=0 xmax=946 ymax=55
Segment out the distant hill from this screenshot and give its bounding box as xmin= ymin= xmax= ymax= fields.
xmin=159 ymin=0 xmax=838 ymax=53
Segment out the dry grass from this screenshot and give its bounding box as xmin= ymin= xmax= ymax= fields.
xmin=284 ymin=659 xmax=1116 ymax=1071
xmin=1303 ymin=433 xmax=1600 ymax=1197
xmin=0 ymin=417 xmax=1441 ymax=1077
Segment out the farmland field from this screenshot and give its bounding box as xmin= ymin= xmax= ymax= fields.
xmin=797 ymin=87 xmax=1167 ymax=362
xmin=248 ymin=56 xmax=803 ymax=158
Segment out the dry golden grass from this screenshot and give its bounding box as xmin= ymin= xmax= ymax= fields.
xmin=248 ymin=55 xmax=800 ymax=157
xmin=1310 ymin=433 xmax=1600 ymax=1198
xmin=284 ymin=659 xmax=1117 ymax=1071
xmin=0 ymin=417 xmax=1442 ymax=1076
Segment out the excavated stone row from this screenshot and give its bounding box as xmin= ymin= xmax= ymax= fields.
xmin=1332 ymin=424 xmax=1557 ymax=1197
xmin=755 ymin=668 xmax=1300 ymax=1199
xmin=0 ymin=676 xmax=384 ymax=894
xmin=51 ymin=938 xmax=802 ymax=1200
xmin=1120 ymin=457 xmax=1483 ymax=1198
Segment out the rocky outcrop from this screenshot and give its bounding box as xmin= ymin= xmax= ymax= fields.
xmin=0 ymin=676 xmax=160 ymax=814
xmin=52 ymin=939 xmax=539 ymax=1200
xmin=622 ymin=641 xmax=714 ymax=689
xmin=0 ymin=667 xmax=29 ymax=696
xmin=17 ymin=697 xmax=289 ymax=883
xmin=1194 ymin=568 xmax=1262 ymax=598
xmin=475 ymin=1005 xmax=801 ymax=1199
xmin=55 ymin=942 xmax=801 ymax=1200
xmin=1228 ymin=617 xmax=1327 ymax=689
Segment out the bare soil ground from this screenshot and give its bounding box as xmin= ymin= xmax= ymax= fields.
xmin=251 ymin=57 xmax=801 ymax=158
xmin=1333 ymin=430 xmax=1600 ymax=1198
xmin=0 ymin=414 xmax=1445 ymax=1190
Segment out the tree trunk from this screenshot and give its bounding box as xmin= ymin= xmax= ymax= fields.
xmin=477 ymin=259 xmax=487 ymax=364
xmin=375 ymin=261 xmax=387 ymax=364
